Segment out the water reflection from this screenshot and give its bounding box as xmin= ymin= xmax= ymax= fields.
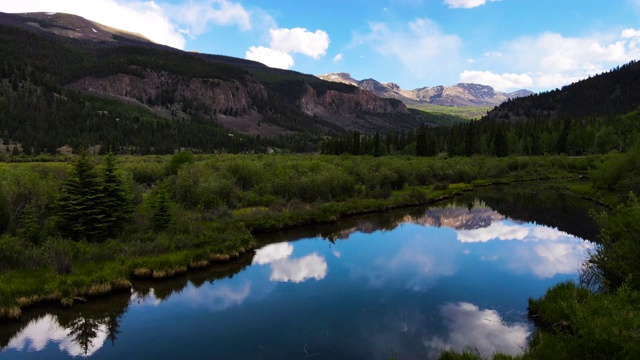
xmin=6 ymin=314 xmax=109 ymax=357
xmin=0 ymin=187 xmax=602 ymax=359
xmin=253 ymin=243 xmax=328 ymax=283
xmin=425 ymin=302 xmax=530 ymax=358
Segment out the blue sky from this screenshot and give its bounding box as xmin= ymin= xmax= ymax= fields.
xmin=3 ymin=0 xmax=640 ymax=92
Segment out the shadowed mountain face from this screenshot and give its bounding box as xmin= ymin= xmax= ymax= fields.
xmin=318 ymin=72 xmax=533 ymax=107
xmin=0 ymin=12 xmax=426 ymax=154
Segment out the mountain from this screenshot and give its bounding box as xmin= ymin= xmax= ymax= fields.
xmin=0 ymin=12 xmax=429 ymax=155
xmin=317 ymin=72 xmax=533 ymax=107
xmin=483 ymin=61 xmax=640 ymax=122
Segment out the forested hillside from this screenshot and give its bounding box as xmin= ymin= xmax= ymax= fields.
xmin=0 ymin=12 xmax=441 ymax=155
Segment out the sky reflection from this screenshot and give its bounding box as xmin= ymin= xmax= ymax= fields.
xmin=6 ymin=314 xmax=108 ymax=357
xmin=425 ymin=302 xmax=530 ymax=358
xmin=253 ymin=242 xmax=328 ymax=283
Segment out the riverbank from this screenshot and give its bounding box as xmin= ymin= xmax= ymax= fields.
xmin=0 ymin=154 xmax=598 ymax=321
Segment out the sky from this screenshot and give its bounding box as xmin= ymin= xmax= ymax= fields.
xmin=2 ymin=0 xmax=640 ymax=92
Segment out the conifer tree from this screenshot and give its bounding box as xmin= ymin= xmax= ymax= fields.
xmin=100 ymin=152 xmax=132 ymax=237
xmin=56 ymin=149 xmax=107 ymax=241
xmin=152 ymin=188 xmax=171 ymax=232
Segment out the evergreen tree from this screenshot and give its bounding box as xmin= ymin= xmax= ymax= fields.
xmin=100 ymin=152 xmax=132 ymax=237
xmin=57 ymin=149 xmax=109 ymax=240
xmin=152 ymin=189 xmax=171 ymax=232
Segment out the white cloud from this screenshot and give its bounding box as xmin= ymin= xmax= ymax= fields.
xmin=444 ymin=0 xmax=489 ymax=8
xmin=459 ymin=70 xmax=533 ymax=91
xmin=269 ymin=28 xmax=330 ymax=59
xmin=468 ymin=29 xmax=640 ymax=91
xmin=245 ymin=46 xmax=294 ymax=69
xmin=333 ymin=53 xmax=344 ymax=63
xmin=425 ymin=302 xmax=530 ymax=358
xmin=355 ymin=18 xmax=463 ymax=79
xmin=245 ymin=27 xmax=331 ymax=69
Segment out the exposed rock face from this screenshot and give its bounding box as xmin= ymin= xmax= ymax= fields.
xmin=67 ymin=70 xmax=268 ymax=117
xmin=318 ymin=73 xmax=533 ymax=107
xmin=299 ymin=85 xmax=408 ymax=116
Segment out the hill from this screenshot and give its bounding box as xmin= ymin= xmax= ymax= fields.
xmin=483 ymin=61 xmax=640 ymax=122
xmin=0 ymin=12 xmax=447 ymax=155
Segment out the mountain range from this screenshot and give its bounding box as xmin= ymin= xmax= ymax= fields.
xmin=317 ymin=72 xmax=533 ymax=107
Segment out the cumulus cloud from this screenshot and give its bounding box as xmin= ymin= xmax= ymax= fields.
xmin=425 ymin=302 xmax=530 ymax=358
xmin=269 ymin=28 xmax=330 ymax=59
xmin=354 ymin=18 xmax=463 ymax=79
xmin=245 ymin=27 xmax=331 ymax=69
xmin=333 ymin=53 xmax=344 ymax=63
xmin=466 ymin=28 xmax=640 ymax=91
xmin=245 ymin=46 xmax=294 ymax=69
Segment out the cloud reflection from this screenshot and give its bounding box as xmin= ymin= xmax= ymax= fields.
xmin=456 ymin=220 xmax=593 ymax=278
xmin=425 ymin=302 xmax=530 ymax=358
xmin=270 ymin=253 xmax=327 ymax=283
xmin=183 ymin=281 xmax=252 ymax=311
xmin=253 ymin=242 xmax=328 ymax=283
xmin=7 ymin=314 xmax=108 ymax=357
xmin=252 ymin=242 xmax=293 ymax=265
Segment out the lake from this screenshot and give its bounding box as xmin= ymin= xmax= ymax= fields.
xmin=0 ymin=184 xmax=600 ymax=359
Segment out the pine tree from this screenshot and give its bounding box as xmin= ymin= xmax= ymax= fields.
xmin=152 ymin=189 xmax=171 ymax=232
xmin=56 ymin=149 xmax=108 ymax=241
xmin=100 ymin=152 xmax=132 ymax=238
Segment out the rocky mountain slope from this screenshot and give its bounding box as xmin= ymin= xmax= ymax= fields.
xmin=317 ymin=72 xmax=533 ymax=107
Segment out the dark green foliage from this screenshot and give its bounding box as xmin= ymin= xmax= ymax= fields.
xmin=167 ymin=150 xmax=195 ymax=175
xmin=590 ymin=193 xmax=640 ymax=291
xmin=526 ymin=281 xmax=640 ymax=359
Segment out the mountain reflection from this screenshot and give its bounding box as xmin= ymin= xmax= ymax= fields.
xmin=424 ymin=302 xmax=530 ymax=358
xmin=253 ymin=242 xmax=328 ymax=283
xmin=6 ymin=314 xmax=109 ymax=357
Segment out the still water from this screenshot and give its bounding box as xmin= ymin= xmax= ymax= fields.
xmin=0 ymin=185 xmax=599 ymax=359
